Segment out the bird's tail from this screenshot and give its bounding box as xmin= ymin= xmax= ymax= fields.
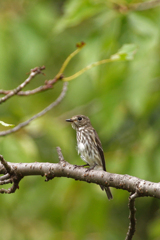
xmin=100 ymin=185 xmax=113 ymax=200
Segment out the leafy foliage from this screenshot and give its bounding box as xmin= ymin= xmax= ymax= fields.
xmin=0 ymin=0 xmax=160 ymax=239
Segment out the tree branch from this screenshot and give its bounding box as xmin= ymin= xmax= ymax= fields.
xmin=0 ymin=83 xmax=51 ymax=96
xmin=0 ymin=66 xmax=45 ymax=103
xmin=0 ymin=154 xmax=23 ymax=193
xmin=125 ymin=192 xmax=138 ymax=240
xmin=0 ymin=75 xmax=63 ymax=96
xmin=0 ymin=147 xmax=160 ymax=198
xmin=0 ymin=82 xmax=68 ymax=136
xmin=0 ymin=42 xmax=84 ymax=99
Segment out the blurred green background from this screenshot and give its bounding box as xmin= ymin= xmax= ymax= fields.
xmin=0 ymin=0 xmax=160 ymax=239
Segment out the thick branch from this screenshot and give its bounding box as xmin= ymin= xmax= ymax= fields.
xmin=0 ymin=82 xmax=68 ymax=136
xmin=0 ymin=148 xmax=160 ymax=198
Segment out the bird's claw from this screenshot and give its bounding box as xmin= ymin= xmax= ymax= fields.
xmin=73 ymin=164 xmax=89 ymax=170
xmin=85 ymin=163 xmax=97 ymax=172
xmin=73 ymin=165 xmax=79 ymax=170
xmin=85 ymin=167 xmax=94 ymax=172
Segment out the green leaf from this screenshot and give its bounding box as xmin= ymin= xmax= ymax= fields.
xmin=0 ymin=121 xmax=14 ymax=127
xmin=111 ymin=44 xmax=137 ymax=61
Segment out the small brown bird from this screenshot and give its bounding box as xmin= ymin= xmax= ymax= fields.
xmin=66 ymin=115 xmax=113 ymax=200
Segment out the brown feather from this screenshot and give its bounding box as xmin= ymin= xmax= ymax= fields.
xmin=93 ymin=129 xmax=106 ymax=171
xmin=66 ymin=115 xmax=113 ymax=200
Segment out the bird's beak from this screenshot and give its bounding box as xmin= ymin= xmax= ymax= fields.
xmin=66 ymin=118 xmax=73 ymax=122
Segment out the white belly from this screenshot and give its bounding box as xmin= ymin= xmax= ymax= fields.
xmin=78 ymin=142 xmax=85 ymax=152
xmin=77 ymin=141 xmax=102 ymax=168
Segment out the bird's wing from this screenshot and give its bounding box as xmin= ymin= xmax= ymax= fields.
xmin=90 ymin=129 xmax=106 ymax=171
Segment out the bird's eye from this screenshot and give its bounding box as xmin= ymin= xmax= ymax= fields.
xmin=78 ymin=117 xmax=82 ymax=121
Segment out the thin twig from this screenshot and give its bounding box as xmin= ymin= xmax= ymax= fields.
xmin=0 ymin=154 xmax=22 ymax=193
xmin=0 ymin=82 xmax=68 ymax=136
xmin=56 ymin=146 xmax=66 ymax=163
xmin=0 ymin=173 xmax=10 ymax=181
xmin=63 ymin=58 xmax=114 ymax=82
xmin=0 ymin=176 xmax=22 ymax=194
xmin=0 ymin=83 xmax=52 ymax=96
xmin=125 ymin=193 xmax=138 ymax=240
xmin=0 ymin=155 xmax=12 ymax=174
xmin=0 ymin=66 xmax=45 ymax=104
xmin=0 ymin=76 xmax=63 ymax=96
xmin=0 ymin=179 xmax=13 ymax=185
xmin=56 ymin=42 xmax=85 ymax=80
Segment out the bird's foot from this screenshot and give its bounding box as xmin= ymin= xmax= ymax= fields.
xmin=73 ymin=164 xmax=89 ymax=170
xmin=85 ymin=164 xmax=97 ymax=172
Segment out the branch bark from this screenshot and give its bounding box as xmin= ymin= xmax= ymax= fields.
xmin=0 ymin=66 xmax=45 ymax=103
xmin=125 ymin=193 xmax=138 ymax=240
xmin=0 ymin=74 xmax=63 ymax=96
xmin=0 ymin=147 xmax=160 ymax=198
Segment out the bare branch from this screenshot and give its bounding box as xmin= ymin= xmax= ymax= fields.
xmin=0 ymin=155 xmax=12 ymax=174
xmin=125 ymin=193 xmax=138 ymax=240
xmin=0 ymin=66 xmax=45 ymax=104
xmin=0 ymin=175 xmax=22 ymax=194
xmin=56 ymin=146 xmax=66 ymax=163
xmin=0 ymin=75 xmax=63 ymax=96
xmin=0 ymin=82 xmax=68 ymax=136
xmin=0 ymin=154 xmax=23 ymax=194
xmin=0 ymin=42 xmax=84 ymax=99
xmin=0 ymin=148 xmax=160 ymax=198
xmin=0 ymin=173 xmax=10 ymax=181
xmin=0 ymin=178 xmax=13 ymax=185
xmin=0 ymin=83 xmax=51 ymax=96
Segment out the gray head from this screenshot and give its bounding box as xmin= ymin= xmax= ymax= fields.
xmin=66 ymin=115 xmax=91 ymax=130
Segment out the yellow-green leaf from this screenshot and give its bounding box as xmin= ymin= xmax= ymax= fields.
xmin=111 ymin=44 xmax=137 ymax=61
xmin=0 ymin=121 xmax=14 ymax=127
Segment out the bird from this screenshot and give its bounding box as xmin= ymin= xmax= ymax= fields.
xmin=66 ymin=114 xmax=113 ymax=200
